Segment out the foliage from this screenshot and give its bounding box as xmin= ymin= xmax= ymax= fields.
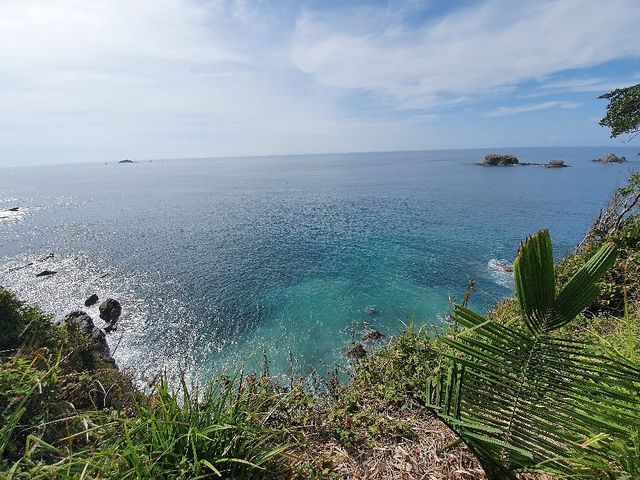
xmin=328 ymin=325 xmax=440 ymax=447
xmin=599 ymin=83 xmax=640 ymax=139
xmin=0 ymin=288 xmax=289 ymax=479
xmin=561 ymin=213 xmax=640 ymax=317
xmin=110 ymin=376 xmax=289 ymax=479
xmin=0 ymin=289 xmax=58 ymax=353
xmin=428 ymin=230 xmax=640 ymax=479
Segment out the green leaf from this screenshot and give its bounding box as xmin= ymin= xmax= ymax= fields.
xmin=513 ymin=230 xmax=556 ymax=335
xmin=549 ymin=242 xmax=618 ymax=330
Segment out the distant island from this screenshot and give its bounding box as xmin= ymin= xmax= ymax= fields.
xmin=118 ymin=159 xmax=135 ymax=164
xmin=593 ymin=153 xmax=627 ymax=163
xmin=479 ymin=153 xmax=567 ymax=168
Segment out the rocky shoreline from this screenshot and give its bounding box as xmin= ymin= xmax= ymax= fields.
xmin=61 ymin=296 xmax=122 ymax=365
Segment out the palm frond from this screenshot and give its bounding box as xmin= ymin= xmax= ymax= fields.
xmin=429 ymin=231 xmax=639 ymax=479
xmin=513 ymin=230 xmax=556 ymax=335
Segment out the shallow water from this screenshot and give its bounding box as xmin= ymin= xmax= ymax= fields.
xmin=1 ymin=147 xmax=637 ymax=381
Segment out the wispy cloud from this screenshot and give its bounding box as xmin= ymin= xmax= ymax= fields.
xmin=539 ymin=76 xmax=640 ymax=94
xmin=485 ymin=101 xmax=583 ymax=118
xmin=292 ymin=0 xmax=640 ymax=109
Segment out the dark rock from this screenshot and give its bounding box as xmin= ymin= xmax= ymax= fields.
xmin=365 ymin=306 xmax=378 ymax=316
xmin=84 ymin=294 xmax=99 ymax=307
xmin=482 ymin=154 xmax=519 ymax=166
xmin=118 ymin=159 xmax=135 ymax=164
xmin=593 ymin=153 xmax=627 ymax=163
xmin=346 ymin=343 xmax=367 ymax=360
xmin=8 ymin=207 xmax=19 ymax=212
xmin=65 ymin=311 xmax=97 ymax=335
xmin=546 ymin=159 xmax=568 ymax=168
xmin=38 ymin=252 xmax=54 ymax=261
xmin=99 ymin=298 xmax=122 ymax=329
xmin=64 ymin=311 xmax=113 ymax=362
xmin=362 ymin=330 xmax=384 ymax=342
xmin=35 ymin=270 xmax=56 ymax=277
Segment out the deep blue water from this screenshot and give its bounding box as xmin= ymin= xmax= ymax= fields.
xmin=1 ymin=147 xmax=638 ymax=381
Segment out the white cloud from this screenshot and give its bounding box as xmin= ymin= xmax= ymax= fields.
xmin=0 ymin=0 xmax=638 ymax=165
xmin=291 ymin=0 xmax=640 ymax=109
xmin=485 ymin=101 xmax=583 ymax=118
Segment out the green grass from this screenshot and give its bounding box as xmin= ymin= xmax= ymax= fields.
xmin=0 ymin=290 xmax=292 ymax=479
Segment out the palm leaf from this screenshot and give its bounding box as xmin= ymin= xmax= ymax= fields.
xmin=550 ymin=241 xmax=617 ymax=330
xmin=513 ymin=230 xmax=556 ymax=335
xmin=429 ymin=231 xmax=640 ymax=479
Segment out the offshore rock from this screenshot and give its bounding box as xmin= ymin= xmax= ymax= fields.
xmin=85 ymin=294 xmax=99 ymax=307
xmin=35 ymin=270 xmax=56 ymax=277
xmin=99 ymin=298 xmax=122 ymax=327
xmin=482 ymin=154 xmax=519 ymax=166
xmin=546 ymin=160 xmax=568 ymax=168
xmin=594 ymin=153 xmax=627 ymax=163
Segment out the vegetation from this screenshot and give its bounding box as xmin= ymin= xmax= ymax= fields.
xmin=0 ymin=291 xmax=290 ymax=479
xmin=428 ymin=230 xmax=640 ymax=479
xmin=599 ymin=83 xmax=640 ymax=140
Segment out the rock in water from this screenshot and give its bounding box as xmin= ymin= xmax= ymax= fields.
xmin=362 ymin=330 xmax=384 ymax=342
xmin=546 ymin=160 xmax=567 ymax=168
xmin=482 ymin=154 xmax=519 ymax=166
xmin=99 ymin=298 xmax=122 ymax=324
xmin=346 ymin=343 xmax=367 ymax=360
xmin=594 ymin=153 xmax=627 ymax=163
xmin=365 ymin=306 xmax=378 ymax=316
xmin=85 ymin=294 xmax=99 ymax=307
xmin=118 ymin=159 xmax=135 ymax=164
xmin=8 ymin=207 xmax=19 ymax=212
xmin=35 ymin=270 xmax=56 ymax=277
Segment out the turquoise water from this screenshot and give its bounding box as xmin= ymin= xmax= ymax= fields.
xmin=0 ymin=147 xmax=637 ymax=381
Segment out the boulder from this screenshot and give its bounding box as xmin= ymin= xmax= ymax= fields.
xmin=84 ymin=294 xmax=99 ymax=307
xmin=346 ymin=343 xmax=367 ymax=360
xmin=594 ymin=153 xmax=627 ymax=163
xmin=35 ymin=270 xmax=56 ymax=277
xmin=546 ymin=160 xmax=567 ymax=168
xmin=8 ymin=207 xmax=19 ymax=212
xmin=362 ymin=330 xmax=384 ymax=342
xmin=99 ymin=298 xmax=122 ymax=325
xmin=482 ymin=154 xmax=519 ymax=166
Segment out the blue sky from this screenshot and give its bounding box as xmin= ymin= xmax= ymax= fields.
xmin=1 ymin=0 xmax=639 ymax=166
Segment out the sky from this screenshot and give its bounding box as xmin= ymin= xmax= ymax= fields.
xmin=1 ymin=0 xmax=640 ymax=166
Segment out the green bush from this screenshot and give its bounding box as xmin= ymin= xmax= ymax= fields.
xmin=0 ymin=289 xmax=57 ymax=353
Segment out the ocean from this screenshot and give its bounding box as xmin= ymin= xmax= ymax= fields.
xmin=1 ymin=147 xmax=638 ymax=382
